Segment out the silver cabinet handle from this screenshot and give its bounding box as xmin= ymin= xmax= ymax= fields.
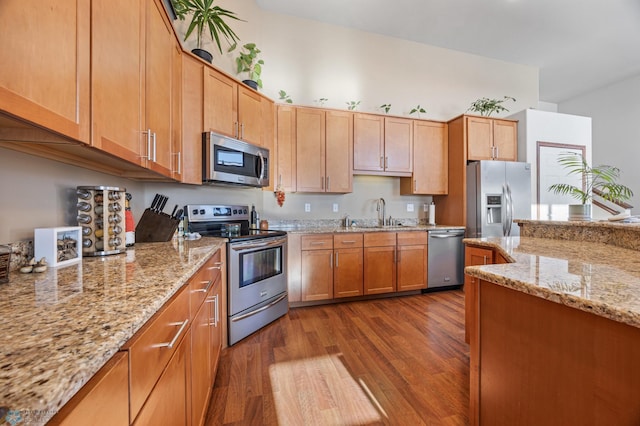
xmin=380 ymin=157 xmax=384 ymax=169
xmin=385 ymin=156 xmax=388 ymax=169
xmin=207 ymin=261 xmax=223 ymax=271
xmin=230 ymin=293 xmax=288 ymax=322
xmin=330 ymin=252 xmax=333 ymax=268
xmin=207 ymin=294 xmax=219 ymax=327
xmin=157 ymin=319 xmax=189 ymax=349
xmin=483 ymin=255 xmax=488 ymax=265
xmin=175 ymin=151 xmax=181 ymax=174
xmin=310 ymin=241 xmax=326 ymax=245
xmin=326 ymin=176 xmax=330 ymax=191
xmin=152 ymin=132 xmax=157 ymax=162
xmin=341 ymin=240 xmax=356 ymax=244
xmin=321 ymin=176 xmax=324 ymax=190
xmin=335 ymin=252 xmax=339 ymax=268
xmin=414 ymin=179 xmax=417 ymax=192
xmin=495 ymin=146 xmax=499 ymax=159
xmin=195 ymin=278 xmax=214 ymax=293
xmin=234 ymin=122 xmax=239 ymax=138
xmin=240 ymin=122 xmax=245 ymax=139
xmin=143 ymin=129 xmax=152 ymax=160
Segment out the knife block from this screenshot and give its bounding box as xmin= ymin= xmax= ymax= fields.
xmin=135 ymin=209 xmax=180 ymax=243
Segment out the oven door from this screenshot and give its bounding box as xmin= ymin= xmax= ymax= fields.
xmin=228 ymin=236 xmax=287 ymax=316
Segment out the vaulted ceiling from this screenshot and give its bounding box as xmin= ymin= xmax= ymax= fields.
xmin=256 ymin=0 xmax=640 ymax=103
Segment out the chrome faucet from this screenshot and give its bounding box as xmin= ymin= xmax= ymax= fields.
xmin=377 ymin=198 xmax=387 ymax=226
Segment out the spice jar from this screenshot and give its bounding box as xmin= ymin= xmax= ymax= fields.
xmin=259 ymin=220 xmax=269 ymax=230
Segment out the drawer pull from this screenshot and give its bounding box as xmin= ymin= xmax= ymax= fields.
xmin=157 ymin=319 xmax=189 ymax=349
xmin=341 ymin=240 xmax=356 ymax=244
xmin=195 ymin=279 xmax=214 ymax=293
xmin=310 ymin=241 xmax=326 ymax=245
xmin=207 ymin=263 xmax=223 ymax=270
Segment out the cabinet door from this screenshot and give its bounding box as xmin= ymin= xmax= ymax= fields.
xmin=397 ymin=244 xmax=428 ymax=291
xmin=334 ymin=248 xmax=363 ymax=298
xmin=353 ymin=113 xmax=384 ymax=172
xmin=237 ymin=86 xmax=262 ymax=145
xmin=49 ymin=352 xmax=129 ymax=426
xmin=191 ymin=297 xmax=211 ymax=426
xmin=325 ymin=110 xmax=353 ymax=193
xmin=144 ymin=0 xmax=174 ymax=177
xmin=204 ymin=69 xmax=238 ymax=138
xmin=403 ymin=121 xmax=447 ymax=195
xmin=261 ymin=97 xmax=275 ymax=190
xmin=171 ymin=43 xmax=184 ymax=181
xmin=0 ymin=0 xmax=90 ymax=143
xmin=363 ymin=246 xmax=396 ymax=295
xmin=179 ymin=53 xmax=204 ymax=184
xmin=91 ymin=0 xmax=144 ymax=165
xmin=296 ymin=107 xmax=326 ymax=192
xmin=466 ymin=116 xmax=493 ymax=161
xmin=133 ymin=331 xmax=189 ymax=426
xmin=301 ymin=249 xmax=333 ymax=301
xmin=464 ymin=246 xmax=494 ymax=343
xmin=276 ymin=105 xmax=297 ymax=192
xmin=384 ymin=117 xmax=413 ymax=173
xmin=493 ymin=119 xmax=517 ymax=161
xmin=209 ymin=277 xmax=223 ymax=379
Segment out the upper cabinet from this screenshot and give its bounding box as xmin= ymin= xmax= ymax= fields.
xmin=92 ymin=0 xmax=178 ymax=178
xmin=275 ymin=105 xmax=297 ymax=193
xmin=400 ymin=120 xmax=448 ymax=195
xmin=466 ymin=116 xmax=517 ymax=161
xmin=353 ymin=114 xmax=413 ymax=176
xmin=0 ymin=0 xmax=90 ymax=143
xmin=203 ymin=70 xmax=264 ymax=146
xmin=296 ymin=107 xmax=353 ymax=193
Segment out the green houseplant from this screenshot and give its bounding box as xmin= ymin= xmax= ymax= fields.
xmin=467 ymin=96 xmax=516 ymax=116
xmin=548 ymin=152 xmax=633 ymax=220
xmin=409 ymin=104 xmax=426 ymax=118
xmin=172 ymin=0 xmax=242 ymax=63
xmin=231 ymin=43 xmax=264 ymax=90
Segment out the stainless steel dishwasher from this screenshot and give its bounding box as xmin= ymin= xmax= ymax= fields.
xmin=426 ymin=229 xmax=465 ymax=290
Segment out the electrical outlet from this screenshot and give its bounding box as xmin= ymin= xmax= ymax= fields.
xmin=332 ymin=203 xmax=339 ymax=213
xmin=305 ymin=203 xmax=311 ymax=212
xmin=407 ymin=203 xmax=414 ymax=212
xmin=423 ymin=203 xmax=429 ymax=212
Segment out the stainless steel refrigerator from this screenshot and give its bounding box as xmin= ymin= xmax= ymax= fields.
xmin=466 ymin=161 xmax=531 ymax=238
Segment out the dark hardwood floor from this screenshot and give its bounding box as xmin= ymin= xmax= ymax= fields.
xmin=206 ymin=289 xmax=469 ymax=425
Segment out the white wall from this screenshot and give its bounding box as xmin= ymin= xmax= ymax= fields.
xmin=0 ymin=0 xmax=540 ymax=244
xmin=508 ymin=109 xmax=592 ymax=219
xmin=559 ymin=74 xmax=640 ymax=214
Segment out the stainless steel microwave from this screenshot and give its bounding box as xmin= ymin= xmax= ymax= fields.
xmin=202 ymin=132 xmax=269 ymax=187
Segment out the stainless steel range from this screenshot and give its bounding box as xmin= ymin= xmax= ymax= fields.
xmin=186 ymin=204 xmax=288 ymax=345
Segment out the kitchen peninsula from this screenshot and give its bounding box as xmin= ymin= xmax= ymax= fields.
xmin=0 ymin=237 xmax=225 ymax=425
xmin=464 ymin=220 xmax=640 ymax=425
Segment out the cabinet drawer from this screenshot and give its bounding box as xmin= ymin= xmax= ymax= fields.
xmin=189 ymin=250 xmax=223 ymax=319
xmin=301 ymin=234 xmax=334 ymax=250
xmin=364 ymin=232 xmax=396 ymax=247
xmin=334 ymin=233 xmax=363 ymax=248
xmin=125 ymin=285 xmax=190 ymax=420
xmin=397 ymin=231 xmax=428 ymax=246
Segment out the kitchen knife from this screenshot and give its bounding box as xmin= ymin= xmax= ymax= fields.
xmin=170 ymin=204 xmax=178 ymax=218
xmin=150 ymin=194 xmax=160 ymax=211
xmin=158 ymin=195 xmax=168 ymax=214
xmin=174 ymin=208 xmax=183 ymax=221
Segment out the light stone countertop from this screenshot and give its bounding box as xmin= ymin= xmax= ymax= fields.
xmin=464 ymin=235 xmax=640 ymax=329
xmin=0 ymin=237 xmax=226 ymax=424
xmin=273 ymin=224 xmax=465 ymax=234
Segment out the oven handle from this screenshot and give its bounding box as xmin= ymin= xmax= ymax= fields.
xmin=230 ymin=293 xmax=288 ymax=322
xmin=230 ymin=237 xmax=287 ymax=252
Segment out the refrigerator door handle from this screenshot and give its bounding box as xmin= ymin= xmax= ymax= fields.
xmin=506 ymin=183 xmax=513 ymax=236
xmin=502 ymin=184 xmax=508 ymax=236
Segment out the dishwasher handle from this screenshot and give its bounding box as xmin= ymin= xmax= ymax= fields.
xmin=430 ymin=233 xmax=463 ymax=239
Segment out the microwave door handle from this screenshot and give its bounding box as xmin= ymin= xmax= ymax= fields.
xmin=257 ymin=152 xmax=265 ymax=182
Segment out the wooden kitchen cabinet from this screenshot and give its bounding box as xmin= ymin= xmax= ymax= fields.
xmin=464 ymin=244 xmax=497 ymax=344
xmin=203 ymin=69 xmax=263 ymax=146
xmin=179 ymin=53 xmax=205 ymax=184
xmin=261 ymin=96 xmax=276 ymax=191
xmin=48 ymin=351 xmax=129 ymax=426
xmin=353 ymin=114 xmax=413 ymax=176
xmin=466 ymin=116 xmax=517 ymax=161
xmin=333 ymin=234 xmax=364 ymax=298
xmin=295 ymin=107 xmax=353 ymax=193
xmin=363 ymin=233 xmax=397 ymax=295
xmin=92 ymin=0 xmax=178 ymax=178
xmin=301 ymin=235 xmax=334 ymax=301
xmin=275 ymin=105 xmax=297 ymax=193
xmin=400 ymin=120 xmax=448 ymax=195
xmin=396 ymin=232 xmax=428 ymax=292
xmin=0 ymin=0 xmax=90 ymax=143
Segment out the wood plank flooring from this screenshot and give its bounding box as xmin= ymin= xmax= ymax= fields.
xmin=206 ymin=289 xmax=469 ymax=425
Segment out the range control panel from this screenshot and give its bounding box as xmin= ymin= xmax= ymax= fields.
xmin=185 ymin=204 xmax=249 ymax=222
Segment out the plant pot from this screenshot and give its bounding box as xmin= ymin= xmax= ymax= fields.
xmin=242 ymin=79 xmax=258 ymax=90
xmin=191 ymin=48 xmax=213 ymax=64
xmin=568 ymin=204 xmax=591 ymax=221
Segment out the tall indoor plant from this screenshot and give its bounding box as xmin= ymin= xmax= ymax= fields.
xmin=231 ymin=42 xmax=264 ymax=90
xmin=172 ymin=0 xmax=243 ymax=63
xmin=548 ymin=152 xmax=633 ymax=220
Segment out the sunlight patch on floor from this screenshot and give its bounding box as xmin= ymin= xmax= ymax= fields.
xmin=269 ymin=354 xmax=383 ymax=425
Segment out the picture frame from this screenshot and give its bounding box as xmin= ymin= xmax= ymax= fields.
xmin=34 ymin=227 xmax=83 ymax=268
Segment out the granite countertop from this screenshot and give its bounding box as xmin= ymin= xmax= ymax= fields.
xmin=464 ymin=236 xmax=640 ymax=329
xmin=0 ymin=237 xmax=225 ymax=424
xmin=274 ymin=224 xmax=465 ymax=234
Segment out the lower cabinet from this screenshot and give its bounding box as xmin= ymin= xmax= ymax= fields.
xmin=333 ymin=234 xmax=364 ymax=298
xmin=396 ymin=232 xmax=428 ymax=291
xmin=364 ymin=233 xmax=397 ymax=295
xmin=301 ymin=234 xmax=334 ymax=301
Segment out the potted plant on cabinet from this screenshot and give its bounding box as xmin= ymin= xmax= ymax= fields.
xmin=172 ymin=0 xmax=243 ymax=64
xmin=467 ymin=96 xmax=516 ymax=116
xmin=230 ymin=42 xmax=263 ymax=90
xmin=548 ymin=152 xmax=633 ymax=221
